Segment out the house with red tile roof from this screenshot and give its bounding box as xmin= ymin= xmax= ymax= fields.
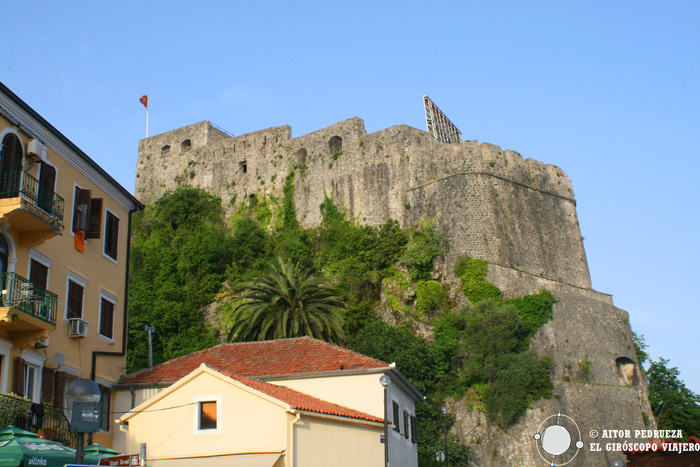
xmin=113 ymin=337 xmax=423 ymax=466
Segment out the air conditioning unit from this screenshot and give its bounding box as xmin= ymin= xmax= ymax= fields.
xmin=68 ymin=318 xmax=88 ymax=338
xmin=27 ymin=139 xmax=48 ymax=163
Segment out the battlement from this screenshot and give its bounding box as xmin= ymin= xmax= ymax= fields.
xmin=136 ymin=117 xmax=591 ymax=288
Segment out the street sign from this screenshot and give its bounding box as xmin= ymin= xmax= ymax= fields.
xmin=98 ymin=454 xmax=140 ymax=466
xmin=435 ymin=450 xmax=446 ymax=462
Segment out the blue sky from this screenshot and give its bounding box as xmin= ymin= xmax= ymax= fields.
xmin=2 ymin=2 xmax=698 ymax=394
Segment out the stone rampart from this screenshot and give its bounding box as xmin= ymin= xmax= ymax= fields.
xmin=136 ymin=117 xmax=590 ymax=288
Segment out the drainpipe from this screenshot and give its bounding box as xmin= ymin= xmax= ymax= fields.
xmin=287 ymin=412 xmax=301 ymax=467
xmin=90 ymin=205 xmax=139 ymax=380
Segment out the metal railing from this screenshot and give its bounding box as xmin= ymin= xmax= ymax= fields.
xmin=0 ymin=169 xmax=65 ymax=225
xmin=0 ymin=393 xmax=77 ymax=448
xmin=0 ymin=272 xmax=57 ymax=326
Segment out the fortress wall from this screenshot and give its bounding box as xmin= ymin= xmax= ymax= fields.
xmin=136 ymin=117 xmax=591 ymax=288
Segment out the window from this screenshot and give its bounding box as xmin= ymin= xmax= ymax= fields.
xmin=392 ymin=401 xmax=400 ymax=432
xmin=239 ymin=161 xmax=247 ymax=173
xmin=410 ymin=415 xmax=417 ymax=443
xmin=99 ymin=294 xmax=115 ymax=340
xmin=65 ymin=271 xmax=87 ymax=320
xmin=403 ymin=409 xmax=409 ymax=438
xmin=0 ymin=133 xmax=23 ymax=197
xmin=0 ymin=340 xmax=11 ymax=393
xmin=181 ymin=140 xmax=191 ymax=152
xmin=37 ymin=163 xmax=56 ymax=213
xmin=103 ymin=210 xmax=120 ymax=261
xmin=29 ymin=260 xmax=48 ymax=289
xmin=161 ymin=145 xmax=170 ymax=157
xmin=99 ymin=385 xmax=111 ymax=432
xmin=20 ymin=351 xmax=45 ymax=403
xmin=199 ymin=401 xmax=217 ymax=429
xmin=194 ymin=396 xmax=221 ymax=434
xmin=24 ymin=364 xmax=37 ymax=400
xmin=72 ymin=186 xmax=103 ymax=238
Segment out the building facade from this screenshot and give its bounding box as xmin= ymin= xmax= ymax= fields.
xmin=0 ymin=81 xmax=141 ymax=447
xmin=115 ymin=337 xmax=423 ymax=466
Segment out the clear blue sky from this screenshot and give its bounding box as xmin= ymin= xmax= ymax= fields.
xmin=2 ymin=1 xmax=698 ymax=394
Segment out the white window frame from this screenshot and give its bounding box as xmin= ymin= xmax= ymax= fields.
xmin=102 ymin=208 xmax=120 ymax=264
xmin=65 ymin=270 xmax=88 ymax=322
xmin=21 ymin=351 xmax=46 ymax=403
xmin=193 ymin=395 xmax=221 ymax=435
xmin=0 ymin=339 xmax=12 ymax=393
xmin=98 ymin=289 xmax=117 ymax=343
xmin=69 ymin=183 xmax=82 ymax=237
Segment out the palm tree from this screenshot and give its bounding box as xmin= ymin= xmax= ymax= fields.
xmin=227 ymin=258 xmax=346 ymax=343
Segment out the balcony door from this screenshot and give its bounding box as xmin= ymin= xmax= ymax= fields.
xmin=0 ymin=134 xmax=23 ymax=197
xmin=37 ymin=164 xmax=56 ymax=213
xmin=0 ymin=235 xmax=7 ymax=275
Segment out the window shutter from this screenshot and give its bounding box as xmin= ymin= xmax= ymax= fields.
xmin=104 ymin=212 xmax=120 ymax=259
xmin=410 ymin=415 xmax=417 ymax=443
xmin=86 ymin=198 xmax=103 ymax=239
xmin=100 ymin=298 xmax=114 ymax=338
xmin=37 ymin=164 xmax=56 ymax=212
xmin=67 ymin=281 xmax=83 ymax=319
xmin=392 ymin=401 xmax=400 ymax=432
xmin=14 ymin=357 xmax=25 ymax=396
xmin=29 ymin=260 xmax=48 ymax=289
xmin=73 ymin=188 xmax=91 ymax=232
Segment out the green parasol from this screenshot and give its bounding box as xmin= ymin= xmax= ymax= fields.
xmin=0 ymin=426 xmax=80 ymax=467
xmin=82 ymin=444 xmax=122 ymax=465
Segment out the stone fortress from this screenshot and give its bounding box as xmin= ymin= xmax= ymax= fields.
xmin=136 ymin=107 xmax=655 ymax=466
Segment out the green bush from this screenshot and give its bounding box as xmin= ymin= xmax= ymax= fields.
xmin=415 ymin=280 xmax=449 ymax=316
xmin=0 ymin=393 xmax=31 ymax=427
xmin=454 ymin=257 xmax=502 ymax=302
xmin=400 ymin=218 xmax=447 ymax=281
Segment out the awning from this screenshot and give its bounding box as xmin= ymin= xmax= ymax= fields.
xmin=147 ymin=452 xmax=283 ymax=467
xmin=0 ymin=426 xmax=80 ymax=467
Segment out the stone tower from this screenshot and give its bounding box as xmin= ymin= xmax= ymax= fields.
xmin=136 ymin=117 xmax=654 ymax=466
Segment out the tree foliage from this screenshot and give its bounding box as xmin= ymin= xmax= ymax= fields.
xmin=647 ymin=358 xmax=700 ymax=439
xmin=128 ymin=187 xmax=233 ymax=371
xmin=227 ymin=258 xmax=345 ymax=344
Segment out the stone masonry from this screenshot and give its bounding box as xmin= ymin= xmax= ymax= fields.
xmin=136 ymin=117 xmax=654 ymax=466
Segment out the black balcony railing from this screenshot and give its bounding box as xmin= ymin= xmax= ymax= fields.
xmin=0 ymin=272 xmax=57 ymax=326
xmin=0 ymin=393 xmax=77 ymax=448
xmin=0 ymin=169 xmax=65 ymax=225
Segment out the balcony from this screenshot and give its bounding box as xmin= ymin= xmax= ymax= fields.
xmin=0 ymin=169 xmax=65 ymax=248
xmin=0 ymin=393 xmax=77 ymax=448
xmin=0 ymin=272 xmax=57 ymax=348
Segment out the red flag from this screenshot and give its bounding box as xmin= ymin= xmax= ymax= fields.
xmin=139 ymin=95 xmax=148 ymax=109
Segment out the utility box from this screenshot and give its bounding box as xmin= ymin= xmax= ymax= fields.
xmin=70 ymin=401 xmax=101 ymax=433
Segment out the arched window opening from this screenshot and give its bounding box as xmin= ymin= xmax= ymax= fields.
xmin=328 ymin=136 xmax=342 ymax=156
xmin=0 ymin=234 xmax=8 ymax=274
xmin=0 ymin=133 xmax=24 ymax=197
xmin=161 ymin=145 xmax=171 ymax=157
xmin=181 ymin=139 xmax=191 ymax=152
xmin=616 ymin=357 xmax=638 ymax=386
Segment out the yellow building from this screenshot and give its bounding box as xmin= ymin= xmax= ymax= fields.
xmin=0 ymin=81 xmax=142 ymax=447
xmin=116 ymin=337 xmax=423 ymax=466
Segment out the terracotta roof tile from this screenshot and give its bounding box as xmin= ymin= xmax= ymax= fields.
xmin=118 ymin=337 xmax=387 ymax=386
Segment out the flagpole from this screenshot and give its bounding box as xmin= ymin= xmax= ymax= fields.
xmin=146 ymin=107 xmax=149 ymax=138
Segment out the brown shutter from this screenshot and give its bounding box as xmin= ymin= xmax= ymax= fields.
xmin=67 ymin=281 xmax=83 ymax=319
xmin=14 ymin=357 xmax=25 ymax=396
xmin=86 ymin=198 xmax=103 ymax=239
xmin=29 ymin=260 xmax=48 ymax=289
xmin=73 ymin=188 xmax=91 ymax=232
xmin=100 ymin=298 xmax=114 ymax=338
xmin=54 ymin=372 xmax=65 ymax=408
xmin=37 ymin=164 xmax=56 ymax=212
xmin=41 ymin=367 xmax=55 ymax=404
xmin=410 ymin=415 xmax=417 ymax=443
xmin=105 ymin=212 xmax=120 ymax=259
